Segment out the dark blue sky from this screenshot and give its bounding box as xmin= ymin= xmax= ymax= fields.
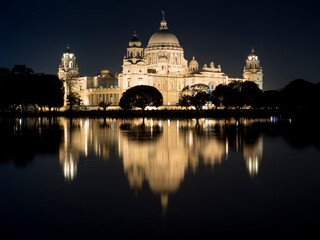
xmin=1 ymin=0 xmax=319 ymax=90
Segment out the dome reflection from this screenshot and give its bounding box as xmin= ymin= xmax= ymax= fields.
xmin=58 ymin=118 xmax=263 ymax=212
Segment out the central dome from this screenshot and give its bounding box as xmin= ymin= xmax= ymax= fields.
xmin=148 ymin=30 xmax=180 ymax=46
xmin=146 ymin=16 xmax=181 ymax=49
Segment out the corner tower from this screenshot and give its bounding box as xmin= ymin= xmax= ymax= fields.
xmin=58 ymin=45 xmax=79 ymax=80
xmin=243 ymin=48 xmax=263 ymax=90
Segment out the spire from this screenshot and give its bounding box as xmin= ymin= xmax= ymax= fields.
xmin=161 ymin=10 xmax=165 ymax=20
xmin=251 ymin=47 xmax=255 ymax=54
xmin=133 ymin=30 xmax=137 ymax=38
xmin=159 ymin=10 xmax=168 ymax=30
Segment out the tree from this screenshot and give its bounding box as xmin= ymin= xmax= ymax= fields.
xmin=11 ymin=65 xmax=34 ymax=76
xmin=211 ymin=84 xmax=231 ymax=108
xmin=226 ymin=81 xmax=244 ymax=109
xmin=66 ymin=92 xmax=82 ymax=110
xmin=191 ymin=91 xmax=210 ymax=111
xmin=280 ymin=79 xmax=315 ymax=109
xmin=0 ymin=68 xmax=11 ymax=111
xmin=261 ymin=90 xmax=281 ymax=109
xmin=238 ymin=81 xmax=262 ymax=108
xmin=119 ymin=85 xmax=163 ymax=111
xmin=178 ymin=95 xmax=192 ymax=109
xmin=46 ymin=75 xmax=64 ymax=111
xmin=99 ymin=101 xmax=111 ymax=112
xmin=212 ymin=81 xmax=261 ymax=109
xmin=178 ymin=83 xmax=210 ymax=111
xmin=0 ymin=66 xmax=64 ymax=112
xmin=64 ymin=73 xmax=81 ymax=112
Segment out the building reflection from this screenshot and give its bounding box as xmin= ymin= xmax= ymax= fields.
xmin=243 ymin=136 xmax=263 ymax=177
xmin=59 ymin=118 xmax=119 ymax=181
xmin=58 ymin=118 xmax=263 ymax=210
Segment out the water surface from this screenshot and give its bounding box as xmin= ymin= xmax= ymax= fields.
xmin=0 ymin=117 xmax=319 ymax=239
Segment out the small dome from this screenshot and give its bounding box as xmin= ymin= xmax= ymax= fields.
xmin=129 ymin=31 xmax=142 ymax=47
xmin=189 ymin=56 xmax=199 ymax=71
xmin=189 ymin=56 xmax=198 ymax=66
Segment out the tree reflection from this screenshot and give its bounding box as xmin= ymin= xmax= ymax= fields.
xmin=0 ymin=118 xmax=62 ymax=165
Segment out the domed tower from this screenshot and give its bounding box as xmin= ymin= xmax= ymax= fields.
xmin=127 ymin=31 xmax=144 ymax=59
xmin=144 ymin=11 xmax=188 ymax=74
xmin=120 ymin=32 xmax=148 ymax=92
xmin=189 ymin=56 xmax=199 ymax=71
xmin=58 ymin=45 xmax=79 ymax=80
xmin=243 ymin=48 xmax=263 ymax=90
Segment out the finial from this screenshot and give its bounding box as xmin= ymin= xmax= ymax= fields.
xmin=133 ymin=30 xmax=137 ymax=37
xmin=159 ymin=11 xmax=168 ymax=30
xmin=66 ymin=44 xmax=71 ymax=53
xmin=252 ymin=47 xmax=254 ymax=53
xmin=193 ymin=56 xmax=195 ymax=60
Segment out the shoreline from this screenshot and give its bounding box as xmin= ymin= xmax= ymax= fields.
xmin=0 ymin=108 xmax=315 ymax=119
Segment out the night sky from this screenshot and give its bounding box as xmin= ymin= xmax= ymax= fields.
xmin=1 ymin=0 xmax=319 ymax=90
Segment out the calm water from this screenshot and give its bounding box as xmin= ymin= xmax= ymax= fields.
xmin=0 ymin=117 xmax=319 ymax=239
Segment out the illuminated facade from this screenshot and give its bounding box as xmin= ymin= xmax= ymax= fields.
xmin=58 ymin=13 xmax=263 ymax=107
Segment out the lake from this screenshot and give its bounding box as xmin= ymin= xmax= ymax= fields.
xmin=0 ymin=117 xmax=319 ymax=239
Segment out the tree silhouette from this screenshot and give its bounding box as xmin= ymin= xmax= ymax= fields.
xmin=0 ymin=66 xmax=64 ymax=112
xmin=64 ymin=73 xmax=81 ymax=112
xmin=281 ymin=79 xmax=315 ymax=109
xmin=212 ymin=84 xmax=231 ymax=108
xmin=238 ymin=81 xmax=262 ymax=108
xmin=261 ymin=90 xmax=281 ymax=109
xmin=212 ymin=81 xmax=261 ymax=109
xmin=179 ymin=83 xmax=210 ymax=111
xmin=119 ymin=85 xmax=163 ymax=111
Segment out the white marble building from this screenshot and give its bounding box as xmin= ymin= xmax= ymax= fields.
xmin=58 ymin=13 xmax=263 ymax=107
